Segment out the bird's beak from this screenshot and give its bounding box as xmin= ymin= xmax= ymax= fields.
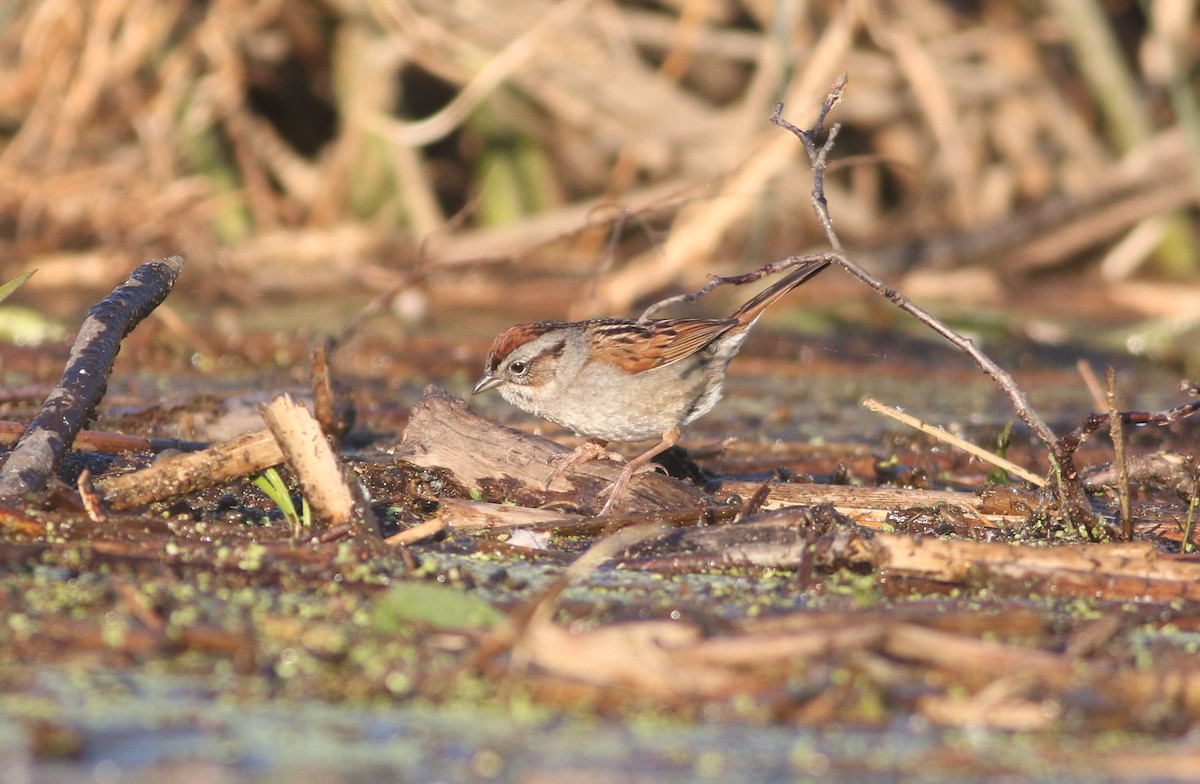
xmin=472 ymin=373 xmax=502 ymax=395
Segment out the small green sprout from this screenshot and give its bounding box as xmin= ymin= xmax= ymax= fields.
xmin=986 ymin=421 xmax=1014 ymax=484
xmin=253 ymin=467 xmax=311 ymax=537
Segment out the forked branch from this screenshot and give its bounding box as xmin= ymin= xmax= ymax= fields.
xmin=772 ymin=76 xmax=1095 ymax=529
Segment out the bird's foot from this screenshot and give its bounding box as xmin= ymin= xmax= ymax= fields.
xmin=595 ymin=462 xmax=667 ymax=515
xmin=594 ymin=426 xmax=681 ymax=515
xmin=546 ymin=438 xmax=619 ymax=490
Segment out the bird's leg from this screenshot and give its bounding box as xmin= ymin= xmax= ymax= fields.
xmin=546 ymin=438 xmax=621 ymax=490
xmin=596 ymin=426 xmax=681 ymax=515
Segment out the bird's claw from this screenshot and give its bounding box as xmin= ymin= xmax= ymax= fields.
xmin=545 ymin=438 xmax=619 ymax=490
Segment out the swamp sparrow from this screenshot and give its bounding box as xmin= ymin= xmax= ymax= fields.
xmin=473 ymin=259 xmax=831 ymax=513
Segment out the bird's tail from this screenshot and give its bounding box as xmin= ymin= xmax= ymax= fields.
xmin=731 ymin=257 xmax=833 ymax=326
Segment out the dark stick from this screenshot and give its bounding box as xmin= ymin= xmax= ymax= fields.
xmin=0 ymin=420 xmax=208 ymax=453
xmin=0 ymin=256 xmax=185 ymax=498
xmin=1064 ymin=383 xmax=1200 ymax=448
xmin=772 ymin=78 xmax=1096 ymax=529
xmin=1059 ymin=384 xmax=1200 ymax=509
xmin=1105 ymin=368 xmax=1132 ymax=540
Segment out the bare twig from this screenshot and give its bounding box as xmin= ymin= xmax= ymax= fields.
xmin=385 ymin=518 xmax=448 ymax=547
xmin=1105 ymin=368 xmax=1132 ymax=540
xmin=1076 ymin=359 xmax=1107 ymax=412
xmin=1061 ymin=384 xmax=1200 ymax=457
xmin=310 ymin=340 xmax=353 ymax=444
xmin=863 ymin=398 xmax=1045 ymax=486
xmin=76 ymin=468 xmax=105 ymax=524
xmin=772 ymin=81 xmax=1095 ymax=528
xmin=1183 ymin=476 xmax=1199 ymax=555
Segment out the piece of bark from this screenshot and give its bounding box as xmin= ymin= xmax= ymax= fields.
xmin=386 ymin=499 xmax=585 ymax=546
xmin=395 ymin=387 xmax=709 ymax=515
xmin=432 ymin=498 xmax=584 ymax=531
xmin=260 ymin=394 xmax=380 ymax=538
xmin=0 ymin=256 xmax=185 ymax=498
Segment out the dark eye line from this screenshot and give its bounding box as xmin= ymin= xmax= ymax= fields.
xmin=511 ymin=338 xmax=567 ymax=377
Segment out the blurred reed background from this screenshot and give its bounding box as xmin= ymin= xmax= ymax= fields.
xmin=0 ymin=0 xmax=1196 ymax=348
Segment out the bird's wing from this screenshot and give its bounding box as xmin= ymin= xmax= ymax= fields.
xmin=587 ymin=318 xmax=737 ymax=373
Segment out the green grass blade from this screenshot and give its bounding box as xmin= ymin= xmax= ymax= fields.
xmin=0 ymin=270 xmax=35 ymax=304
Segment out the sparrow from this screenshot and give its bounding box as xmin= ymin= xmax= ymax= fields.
xmin=473 ymin=259 xmax=830 ymax=513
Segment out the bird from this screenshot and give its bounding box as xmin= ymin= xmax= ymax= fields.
xmin=472 ymin=258 xmax=831 ymax=513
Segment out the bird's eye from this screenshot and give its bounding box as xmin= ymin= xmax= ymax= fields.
xmin=510 ymin=360 xmax=528 ymax=375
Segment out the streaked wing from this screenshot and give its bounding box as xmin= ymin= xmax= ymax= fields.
xmin=587 ymin=318 xmax=737 ymax=373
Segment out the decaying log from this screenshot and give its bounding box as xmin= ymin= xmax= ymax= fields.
xmin=395 ymin=387 xmax=709 ymax=514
